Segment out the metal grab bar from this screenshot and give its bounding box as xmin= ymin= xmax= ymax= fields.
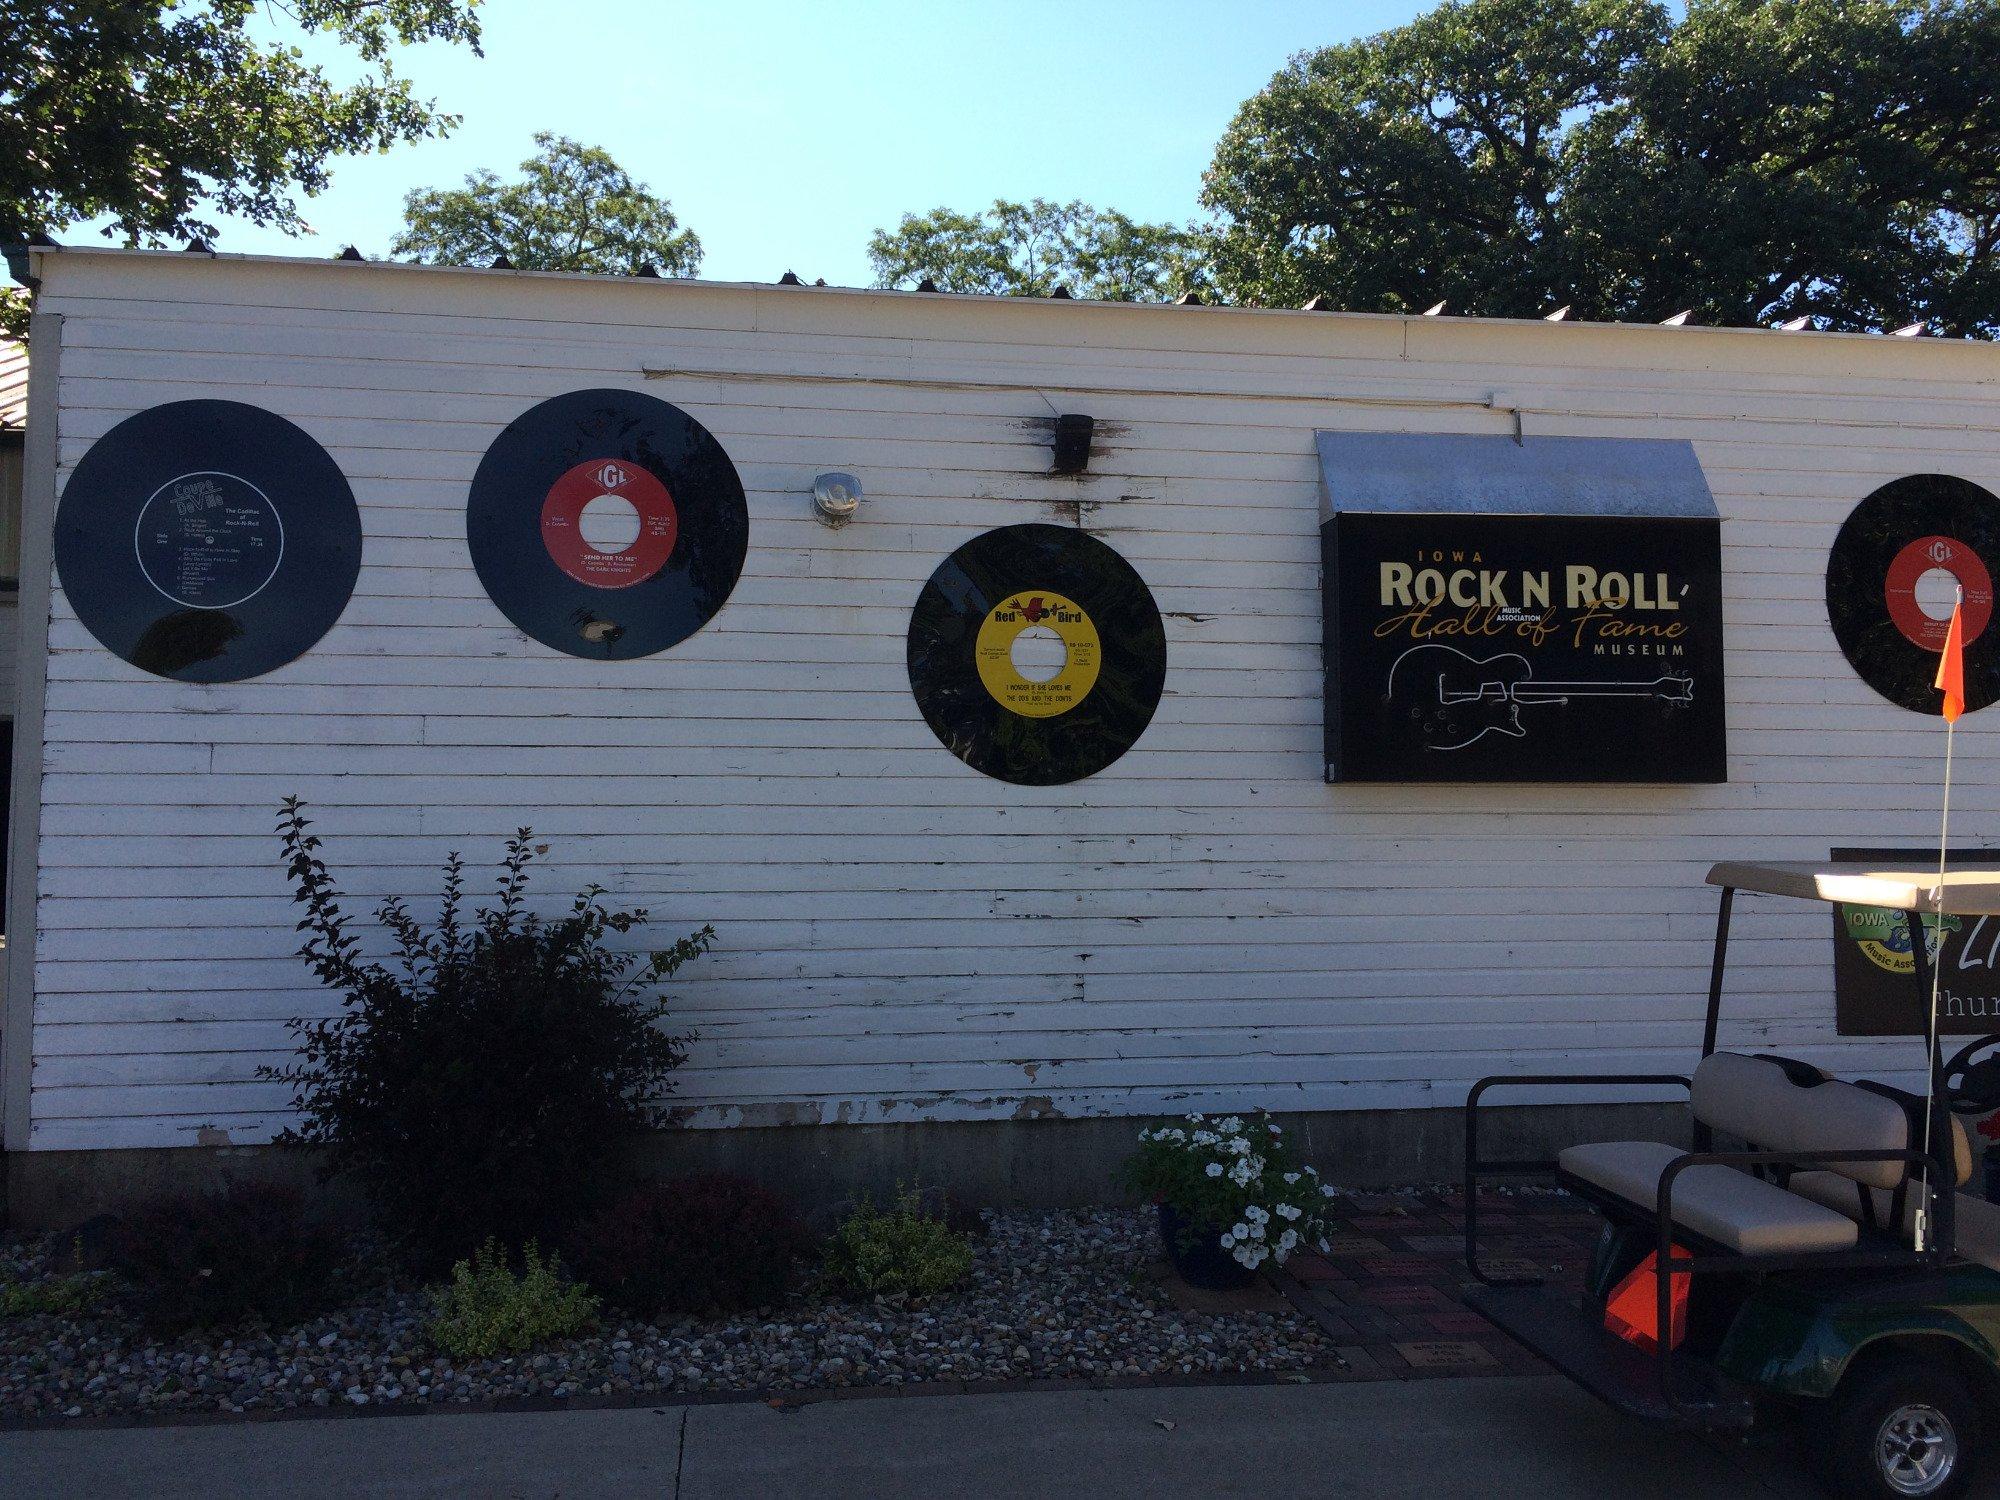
xmin=1463 ymin=1072 xmax=1693 ymax=1285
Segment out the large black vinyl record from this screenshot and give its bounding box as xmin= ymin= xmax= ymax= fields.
xmin=54 ymin=400 xmax=361 ymax=682
xmin=1827 ymin=474 xmax=2000 ymax=714
xmin=908 ymin=523 xmax=1166 ymax=784
xmin=467 ymin=389 xmax=747 ymax=659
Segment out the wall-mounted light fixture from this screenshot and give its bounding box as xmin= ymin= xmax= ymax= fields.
xmin=811 ymin=471 xmax=863 ymax=527
xmin=1051 ymin=414 xmax=1095 ymax=476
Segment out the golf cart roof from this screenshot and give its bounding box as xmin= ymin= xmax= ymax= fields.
xmin=1707 ymin=861 xmax=2000 ymax=914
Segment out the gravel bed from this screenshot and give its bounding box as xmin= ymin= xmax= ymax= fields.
xmin=0 ymin=1210 xmax=1334 ymax=1420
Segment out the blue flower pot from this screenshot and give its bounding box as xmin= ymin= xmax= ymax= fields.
xmin=1158 ymin=1203 xmax=1256 ymax=1289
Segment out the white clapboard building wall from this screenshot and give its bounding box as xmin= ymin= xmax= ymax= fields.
xmin=4 ymin=246 xmax=1999 ymax=1200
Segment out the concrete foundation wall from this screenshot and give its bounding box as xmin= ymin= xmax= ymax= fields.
xmin=1 ymin=1101 xmax=1688 ymax=1233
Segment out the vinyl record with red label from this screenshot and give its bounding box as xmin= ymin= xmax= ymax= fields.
xmin=907 ymin=523 xmax=1166 ymax=784
xmin=1826 ymin=473 xmax=2000 ymax=714
xmin=53 ymin=400 xmax=362 ymax=682
xmin=467 ymin=389 xmax=747 ymax=659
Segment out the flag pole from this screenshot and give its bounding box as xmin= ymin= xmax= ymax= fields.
xmin=1916 ymin=584 xmax=1966 ymax=1254
xmin=1915 ymin=710 xmax=1954 ymax=1251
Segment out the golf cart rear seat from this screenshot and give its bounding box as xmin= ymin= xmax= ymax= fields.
xmin=1557 ymin=1051 xmax=1970 ymax=1256
xmin=1787 ymin=1175 xmax=2000 ymax=1272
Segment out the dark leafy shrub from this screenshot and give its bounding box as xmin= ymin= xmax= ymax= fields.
xmin=821 ymin=1187 xmax=974 ymax=1298
xmin=567 ymin=1175 xmax=813 ymax=1318
xmin=912 ymin=1185 xmax=986 ymax=1241
xmin=427 ymin=1240 xmax=598 ymax=1358
xmin=262 ymin=800 xmax=715 ymax=1272
xmin=108 ymin=1182 xmax=345 ymax=1334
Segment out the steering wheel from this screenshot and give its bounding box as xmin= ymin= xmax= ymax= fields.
xmin=1943 ymin=1033 xmax=2000 ymax=1115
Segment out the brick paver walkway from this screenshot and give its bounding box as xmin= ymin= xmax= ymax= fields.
xmin=1275 ymin=1187 xmax=1600 ymax=1380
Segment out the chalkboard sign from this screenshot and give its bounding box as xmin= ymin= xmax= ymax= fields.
xmin=1320 ymin=510 xmax=1728 ymax=782
xmin=1833 ymin=846 xmax=2000 ymax=1036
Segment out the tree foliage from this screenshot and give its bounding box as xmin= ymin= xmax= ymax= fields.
xmin=868 ymin=198 xmax=1208 ymax=302
xmin=1203 ymin=0 xmax=2000 ymax=334
xmin=0 ymin=0 xmax=482 ymax=249
xmin=392 ymin=131 xmax=702 ymax=275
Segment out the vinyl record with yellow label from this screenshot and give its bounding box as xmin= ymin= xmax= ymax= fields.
xmin=908 ymin=524 xmax=1165 ymax=784
xmin=974 ymin=589 xmax=1101 ymax=717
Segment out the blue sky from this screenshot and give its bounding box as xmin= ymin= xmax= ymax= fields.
xmin=128 ymin=0 xmax=1432 ymax=286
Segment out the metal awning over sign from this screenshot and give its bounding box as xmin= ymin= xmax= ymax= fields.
xmin=1314 ymin=431 xmax=1720 ymax=520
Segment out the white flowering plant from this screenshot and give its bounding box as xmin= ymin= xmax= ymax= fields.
xmin=1119 ymin=1113 xmax=1337 ymax=1271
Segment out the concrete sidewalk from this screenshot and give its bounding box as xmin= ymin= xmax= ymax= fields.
xmin=0 ymin=1374 xmax=1898 ymax=1499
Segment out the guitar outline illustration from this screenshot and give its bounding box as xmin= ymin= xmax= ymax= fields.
xmin=1385 ymin=643 xmax=1695 ymax=751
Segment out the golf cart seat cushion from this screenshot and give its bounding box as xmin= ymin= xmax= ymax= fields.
xmin=1788 ymin=1172 xmax=2000 ymax=1272
xmin=1956 ymin=1192 xmax=2000 ymax=1272
xmin=1558 ymin=1140 xmax=1859 ymax=1254
xmin=1691 ymin=1052 xmax=1969 ymax=1191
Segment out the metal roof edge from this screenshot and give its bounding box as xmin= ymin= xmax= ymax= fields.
xmin=22 ymin=243 xmax=2000 ymax=353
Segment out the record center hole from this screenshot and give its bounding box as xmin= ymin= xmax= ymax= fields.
xmin=1011 ymin=624 xmax=1067 ymax=683
xmin=578 ymin=493 xmax=643 ymax=554
xmin=1915 ymin=566 xmax=1963 ymax=621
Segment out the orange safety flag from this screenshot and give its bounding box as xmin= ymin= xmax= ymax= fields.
xmin=1938 ymin=597 xmax=1966 ymax=723
xmin=1603 ymin=1249 xmax=1690 ymax=1354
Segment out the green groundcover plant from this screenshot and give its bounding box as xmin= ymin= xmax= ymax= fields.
xmin=0 ymin=1273 xmax=104 ymax=1319
xmin=0 ymin=1239 xmax=108 ymax=1320
xmin=1121 ymin=1113 xmax=1336 ymax=1272
xmin=427 ymin=1240 xmax=598 ymax=1359
xmin=821 ymin=1188 xmax=974 ymax=1298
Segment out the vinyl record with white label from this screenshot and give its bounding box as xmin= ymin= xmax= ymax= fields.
xmin=53 ymin=400 xmax=361 ymax=682
xmin=908 ymin=523 xmax=1166 ymax=784
xmin=1826 ymin=473 xmax=2000 ymax=714
xmin=466 ymin=389 xmax=747 ymax=659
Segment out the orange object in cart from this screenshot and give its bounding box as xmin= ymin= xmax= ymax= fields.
xmin=1604 ymin=1249 xmax=1690 ymax=1353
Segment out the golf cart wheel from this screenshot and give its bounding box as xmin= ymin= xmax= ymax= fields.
xmin=1810 ymin=1355 xmax=1980 ymax=1499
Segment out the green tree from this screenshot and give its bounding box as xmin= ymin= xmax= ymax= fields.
xmin=392 ymin=132 xmax=702 ymax=275
xmin=1077 ymin=209 xmax=1215 ymax=304
xmin=0 ymin=1 xmax=482 ymax=249
xmin=868 ymin=198 xmax=1209 ymax=302
xmin=1204 ymin=0 xmax=2000 ymax=335
xmin=1567 ymin=0 xmax=2000 ymax=335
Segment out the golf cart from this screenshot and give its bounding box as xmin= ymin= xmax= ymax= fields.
xmin=1464 ymin=860 xmax=2000 ymax=1499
